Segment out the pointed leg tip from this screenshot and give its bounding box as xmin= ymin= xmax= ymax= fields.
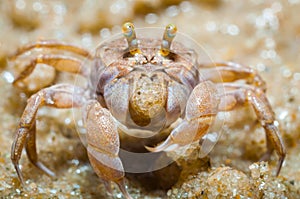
xmin=275 ymin=157 xmax=285 ymax=177
xmin=116 ymin=179 xmax=133 ymax=199
xmin=35 ymin=162 xmax=56 ymax=177
xmin=13 ymin=164 xmax=26 ymax=187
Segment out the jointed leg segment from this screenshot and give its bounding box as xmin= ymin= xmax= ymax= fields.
xmin=9 ymin=40 xmax=92 ymax=87
xmin=217 ymin=83 xmax=286 ymax=175
xmin=13 ymin=55 xmax=89 ymax=87
xmin=201 ymin=61 xmax=285 ymax=175
xmin=9 ymin=40 xmax=92 ymax=60
xmin=11 ymin=84 xmax=86 ymax=185
xmin=200 ymin=62 xmax=266 ymax=91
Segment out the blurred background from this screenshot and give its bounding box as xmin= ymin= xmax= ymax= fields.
xmin=0 ymin=0 xmax=300 ymax=198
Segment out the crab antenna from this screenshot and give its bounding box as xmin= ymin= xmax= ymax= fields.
xmin=122 ymin=22 xmax=141 ymax=55
xmin=159 ymin=24 xmax=177 ymax=57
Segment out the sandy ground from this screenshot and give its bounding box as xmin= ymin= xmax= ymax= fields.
xmin=0 ymin=0 xmax=300 ymax=198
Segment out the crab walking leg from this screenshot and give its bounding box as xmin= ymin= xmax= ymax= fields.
xmin=11 ymin=84 xmax=86 ymax=186
xmin=24 ymin=120 xmax=55 ymax=177
xmin=84 ymin=100 xmax=132 ymax=199
xmin=200 ymin=62 xmax=266 ymax=90
xmin=9 ymin=40 xmax=92 ymax=60
xmin=217 ymin=83 xmax=286 ymax=176
xmin=146 ymin=81 xmax=218 ymax=152
xmin=13 ymin=54 xmax=89 ymax=87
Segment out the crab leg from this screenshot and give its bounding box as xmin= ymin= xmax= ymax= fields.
xmin=146 ymin=81 xmax=218 ymax=152
xmin=11 ymin=84 xmax=86 ymax=185
xmin=84 ymin=100 xmax=132 ymax=199
xmin=200 ymin=62 xmax=266 ymax=90
xmin=13 ymin=54 xmax=89 ymax=87
xmin=24 ymin=120 xmax=55 ymax=177
xmin=9 ymin=40 xmax=92 ymax=60
xmin=216 ymin=83 xmax=286 ymax=175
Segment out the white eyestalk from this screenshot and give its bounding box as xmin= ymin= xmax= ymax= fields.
xmin=122 ymin=22 xmax=141 ymax=55
xmin=159 ymin=24 xmax=177 ymax=57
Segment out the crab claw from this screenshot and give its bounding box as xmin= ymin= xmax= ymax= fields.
xmin=145 ymin=137 xmax=180 ymax=152
xmin=145 ymin=117 xmax=211 ymax=153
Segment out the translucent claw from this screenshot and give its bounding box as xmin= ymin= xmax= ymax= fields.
xmin=159 ymin=24 xmax=177 ymax=57
xmin=145 ymin=137 xmax=180 ymax=152
xmin=122 ymin=22 xmax=141 ymax=55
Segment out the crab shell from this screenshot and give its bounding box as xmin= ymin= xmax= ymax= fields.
xmin=90 ymin=28 xmax=209 ymax=138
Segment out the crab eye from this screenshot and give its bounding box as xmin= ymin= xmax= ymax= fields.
xmin=122 ymin=22 xmax=134 ymax=37
xmin=159 ymin=24 xmax=177 ymax=57
xmin=166 ymin=24 xmax=177 ymax=38
xmin=122 ymin=22 xmax=141 ymax=55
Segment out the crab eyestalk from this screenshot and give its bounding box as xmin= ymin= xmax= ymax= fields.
xmin=122 ymin=22 xmax=141 ymax=55
xmin=159 ymin=24 xmax=177 ymax=57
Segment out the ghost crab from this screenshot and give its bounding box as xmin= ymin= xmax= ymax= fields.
xmin=10 ymin=22 xmax=286 ymax=198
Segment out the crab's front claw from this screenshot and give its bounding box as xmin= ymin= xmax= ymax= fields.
xmin=145 ymin=136 xmax=177 ymax=152
xmin=146 ymin=81 xmax=218 ymax=154
xmin=85 ymin=100 xmax=132 ymax=199
xmin=146 ymin=119 xmax=210 ymax=153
